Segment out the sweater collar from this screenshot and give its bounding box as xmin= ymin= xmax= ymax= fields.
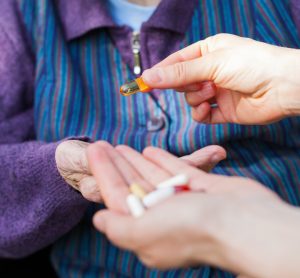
xmin=55 ymin=0 xmax=198 ymax=40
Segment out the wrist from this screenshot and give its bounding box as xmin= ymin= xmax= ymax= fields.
xmin=224 ymin=202 xmax=300 ymax=278
xmin=190 ymin=196 xmax=230 ymax=267
xmin=277 ymin=48 xmax=300 ymax=117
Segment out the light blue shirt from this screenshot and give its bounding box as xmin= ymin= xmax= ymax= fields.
xmin=106 ymin=0 xmax=156 ymax=31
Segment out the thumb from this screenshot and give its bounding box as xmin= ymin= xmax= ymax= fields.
xmin=142 ymin=33 xmax=250 ymax=89
xmin=142 ymin=54 xmax=220 ymax=89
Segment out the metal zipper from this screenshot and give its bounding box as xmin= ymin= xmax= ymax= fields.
xmin=131 ymin=31 xmax=141 ymax=75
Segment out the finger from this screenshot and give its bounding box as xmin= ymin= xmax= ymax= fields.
xmin=143 ymin=34 xmax=252 ymax=89
xmin=152 ymin=34 xmax=246 ymax=69
xmin=116 ymin=145 xmax=171 ymax=186
xmin=143 ymin=147 xmax=214 ymax=191
xmin=142 ymin=54 xmax=219 ymax=89
xmin=185 ymin=91 xmax=215 ymax=107
xmin=153 ymin=41 xmax=203 ymax=68
xmin=175 ymin=81 xmax=215 ymax=94
xmin=78 ymin=176 xmax=102 ymax=203
xmin=93 ymin=210 xmax=140 ymax=251
xmin=192 ymin=105 xmax=227 ymax=124
xmin=87 ymin=142 xmax=129 ymax=213
xmin=175 ymin=82 xmax=206 ymax=93
xmin=184 ymin=83 xmax=216 ymax=107
xmin=99 ymin=143 xmax=153 ymax=192
xmin=190 ymin=103 xmax=212 ymax=123
xmin=180 ymin=145 xmax=226 ymax=172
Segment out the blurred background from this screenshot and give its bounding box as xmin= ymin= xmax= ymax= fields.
xmin=0 ymin=247 xmax=57 ymax=277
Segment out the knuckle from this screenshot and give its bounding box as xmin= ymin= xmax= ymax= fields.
xmin=173 ymin=62 xmax=186 ymax=81
xmin=204 ymin=33 xmax=229 ymax=52
xmin=176 ymin=51 xmax=186 ymax=63
xmin=213 ymin=33 xmax=227 ymax=40
xmin=210 ymin=33 xmax=229 ymax=43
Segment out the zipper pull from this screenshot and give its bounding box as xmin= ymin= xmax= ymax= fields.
xmin=131 ymin=31 xmax=141 ymax=75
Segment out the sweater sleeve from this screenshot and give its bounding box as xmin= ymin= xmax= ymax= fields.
xmin=0 ymin=1 xmax=89 ymax=258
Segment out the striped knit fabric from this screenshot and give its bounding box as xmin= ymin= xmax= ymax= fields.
xmin=18 ymin=0 xmax=300 ymax=277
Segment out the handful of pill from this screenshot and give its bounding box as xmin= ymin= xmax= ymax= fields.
xmin=126 ymin=174 xmax=190 ymax=217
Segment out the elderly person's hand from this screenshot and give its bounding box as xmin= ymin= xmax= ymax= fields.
xmin=142 ymin=34 xmax=300 ymax=125
xmin=55 ymin=140 xmax=102 ymax=202
xmin=55 ymin=140 xmax=226 ymax=207
xmin=91 ymin=146 xmax=300 ymax=278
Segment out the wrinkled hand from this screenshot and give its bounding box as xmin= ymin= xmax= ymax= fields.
xmin=142 ymin=34 xmax=300 ymax=125
xmin=55 ymin=140 xmax=101 ymax=202
xmin=91 ymin=146 xmax=300 ymax=278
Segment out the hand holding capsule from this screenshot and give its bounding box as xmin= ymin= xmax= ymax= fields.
xmin=142 ymin=34 xmax=300 ymax=125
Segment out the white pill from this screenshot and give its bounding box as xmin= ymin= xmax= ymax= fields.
xmin=156 ymin=174 xmax=189 ymax=189
xmin=126 ymin=194 xmax=145 ymax=217
xmin=143 ymin=187 xmax=174 ymax=208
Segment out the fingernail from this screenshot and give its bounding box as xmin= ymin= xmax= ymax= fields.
xmin=142 ymin=68 xmax=162 ymax=84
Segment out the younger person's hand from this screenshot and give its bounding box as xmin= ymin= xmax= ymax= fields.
xmin=92 ymin=147 xmax=300 ymax=278
xmin=142 ymin=34 xmax=300 ymax=125
xmin=87 ymin=141 xmax=226 ymax=213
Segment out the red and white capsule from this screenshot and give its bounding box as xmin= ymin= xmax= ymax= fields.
xmin=143 ymin=185 xmax=190 ymax=208
xmin=156 ymin=174 xmax=189 ymax=189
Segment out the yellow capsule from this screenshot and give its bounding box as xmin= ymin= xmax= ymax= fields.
xmin=120 ymin=77 xmax=152 ymax=96
xmin=129 ymin=183 xmax=147 ymax=199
